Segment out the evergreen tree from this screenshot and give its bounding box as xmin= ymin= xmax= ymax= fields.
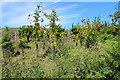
xmin=2 ymin=26 xmax=14 ymax=58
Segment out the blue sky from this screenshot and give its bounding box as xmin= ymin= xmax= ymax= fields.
xmin=1 ymin=2 xmax=118 ymax=29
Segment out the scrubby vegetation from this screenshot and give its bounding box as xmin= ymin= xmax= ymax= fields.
xmin=1 ymin=2 xmax=120 ymax=79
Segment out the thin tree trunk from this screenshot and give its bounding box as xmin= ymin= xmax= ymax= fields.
xmin=36 ymin=43 xmax=38 ymax=57
xmin=86 ymin=44 xmax=90 ymax=49
xmin=21 ymin=45 xmax=24 ymax=56
xmin=76 ymin=42 xmax=78 ymax=47
xmin=51 ymin=42 xmax=55 ymax=60
xmin=41 ymin=40 xmax=45 ymax=50
xmin=27 ymin=36 xmax=30 ymax=42
xmin=80 ymin=39 xmax=82 ymax=47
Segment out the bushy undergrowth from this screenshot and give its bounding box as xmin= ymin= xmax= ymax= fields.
xmin=2 ymin=59 xmax=45 ymax=78
xmin=52 ymin=39 xmax=120 ymax=78
xmin=2 ymin=37 xmax=120 ymax=78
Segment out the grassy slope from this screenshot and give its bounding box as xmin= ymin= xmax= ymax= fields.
xmin=3 ymin=41 xmax=84 ymax=77
xmin=3 ymin=39 xmax=119 ymax=78
xmin=9 ymin=41 xmax=88 ymax=76
xmin=0 ymin=37 xmax=2 ymax=79
xmin=10 ymin=41 xmax=58 ymax=76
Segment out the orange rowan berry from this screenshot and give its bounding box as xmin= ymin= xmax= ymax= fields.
xmin=78 ymin=28 xmax=80 ymax=30
xmin=111 ymin=27 xmax=115 ymax=29
xmin=34 ymin=13 xmax=37 ymax=15
xmin=37 ymin=5 xmax=42 ymax=8
xmin=50 ymin=35 xmax=53 ymax=37
xmin=115 ymin=11 xmax=119 ymax=14
xmin=96 ymin=22 xmax=101 ymax=27
xmin=109 ymin=15 xmax=112 ymax=17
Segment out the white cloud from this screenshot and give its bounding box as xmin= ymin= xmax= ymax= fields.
xmin=2 ymin=2 xmax=37 ymax=27
xmin=1 ymin=0 xmax=35 ymax=2
xmin=58 ymin=9 xmax=87 ymax=26
xmin=42 ymin=4 xmax=80 ymax=15
xmin=59 ymin=9 xmax=87 ymax=19
xmin=49 ymin=0 xmax=61 ymax=5
xmin=1 ymin=0 xmax=119 ymax=2
xmin=59 ymin=14 xmax=79 ymax=19
xmin=42 ymin=0 xmax=61 ymax=9
xmin=56 ymin=4 xmax=79 ymax=12
xmin=4 ymin=3 xmax=87 ymax=27
xmin=41 ymin=4 xmax=81 ymax=26
xmin=6 ymin=13 xmax=30 ymax=26
xmin=3 ymin=2 xmax=51 ymax=27
xmin=2 ymin=2 xmax=36 ymax=17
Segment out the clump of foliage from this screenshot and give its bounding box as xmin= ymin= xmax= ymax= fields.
xmin=1 ymin=26 xmax=14 ymax=58
xmin=2 ymin=59 xmax=45 ymax=78
xmin=53 ymin=40 xmax=120 ymax=78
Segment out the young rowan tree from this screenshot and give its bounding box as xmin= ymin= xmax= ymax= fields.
xmin=71 ymin=23 xmax=80 ymax=47
xmin=28 ymin=2 xmax=46 ymax=57
xmin=17 ymin=25 xmax=28 ymax=55
xmin=44 ymin=9 xmax=63 ymax=59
